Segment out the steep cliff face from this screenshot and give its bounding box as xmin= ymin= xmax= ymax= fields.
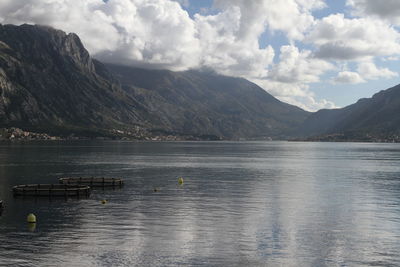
xmin=0 ymin=24 xmax=143 ymax=134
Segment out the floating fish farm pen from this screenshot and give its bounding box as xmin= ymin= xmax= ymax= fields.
xmin=59 ymin=177 xmax=124 ymax=187
xmin=13 ymin=184 xmax=91 ymax=197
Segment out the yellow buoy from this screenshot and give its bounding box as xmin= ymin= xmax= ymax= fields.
xmin=178 ymin=177 xmax=184 ymax=185
xmin=27 ymin=213 xmax=36 ymax=223
xmin=101 ymin=199 xmax=108 ymax=204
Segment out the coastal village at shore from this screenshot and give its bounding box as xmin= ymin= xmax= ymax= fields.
xmin=0 ymin=128 xmax=61 ymax=141
xmin=0 ymin=127 xmax=221 ymax=141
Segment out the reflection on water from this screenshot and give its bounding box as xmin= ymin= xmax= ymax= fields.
xmin=0 ymin=141 xmax=400 ymax=266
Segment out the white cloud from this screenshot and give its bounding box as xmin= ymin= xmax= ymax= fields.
xmin=254 ymin=80 xmax=338 ymax=111
xmin=172 ymin=0 xmax=189 ymax=8
xmin=333 ymin=60 xmax=397 ymax=84
xmin=193 ymin=0 xmax=327 ymax=79
xmin=357 ymin=61 xmax=398 ymax=80
xmin=383 ymin=56 xmax=400 ymax=61
xmin=268 ymin=45 xmax=334 ymax=84
xmin=194 ymin=6 xmax=275 ymax=78
xmin=214 ymin=0 xmax=325 ymax=41
xmin=347 ymin=0 xmax=400 ymax=25
xmin=98 ymin=0 xmax=201 ymax=70
xmin=333 ymin=71 xmax=365 ymax=84
xmin=307 ymin=14 xmax=400 ymax=60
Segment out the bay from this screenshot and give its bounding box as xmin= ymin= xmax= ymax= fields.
xmin=0 ymin=141 xmax=400 ymax=266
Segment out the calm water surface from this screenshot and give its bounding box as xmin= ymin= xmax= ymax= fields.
xmin=0 ymin=141 xmax=400 ymax=266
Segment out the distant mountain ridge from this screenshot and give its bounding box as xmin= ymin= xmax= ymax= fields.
xmin=298 ymin=84 xmax=400 ymax=141
xmin=0 ymin=24 xmax=310 ymax=139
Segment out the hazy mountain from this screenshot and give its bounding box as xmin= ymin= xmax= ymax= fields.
xmin=0 ymin=24 xmax=309 ymax=139
xmin=299 ymin=84 xmax=400 ymax=139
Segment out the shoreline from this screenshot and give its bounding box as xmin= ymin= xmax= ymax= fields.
xmin=2 ymin=127 xmax=400 ymax=143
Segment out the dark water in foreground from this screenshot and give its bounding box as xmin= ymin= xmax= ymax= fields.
xmin=0 ymin=141 xmax=400 ymax=266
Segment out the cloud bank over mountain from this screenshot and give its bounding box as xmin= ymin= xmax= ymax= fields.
xmin=1 ymin=0 xmax=399 ymax=111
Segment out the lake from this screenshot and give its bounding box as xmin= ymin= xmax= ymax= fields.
xmin=0 ymin=141 xmax=400 ymax=266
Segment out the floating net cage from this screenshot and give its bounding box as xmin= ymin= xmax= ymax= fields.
xmin=13 ymin=184 xmax=91 ymax=197
xmin=59 ymin=177 xmax=124 ymax=187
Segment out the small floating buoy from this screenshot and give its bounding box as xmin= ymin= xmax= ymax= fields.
xmin=178 ymin=177 xmax=184 ymax=185
xmin=153 ymin=188 xmax=159 ymax=192
xmin=101 ymin=199 xmax=108 ymax=204
xmin=27 ymin=213 xmax=36 ymax=223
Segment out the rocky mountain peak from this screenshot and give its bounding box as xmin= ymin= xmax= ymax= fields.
xmin=0 ymin=24 xmax=94 ymax=72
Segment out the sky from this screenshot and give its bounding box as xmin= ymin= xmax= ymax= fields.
xmin=1 ymin=0 xmax=400 ymax=111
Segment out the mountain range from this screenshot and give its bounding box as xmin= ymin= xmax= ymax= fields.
xmin=0 ymin=24 xmax=399 ymax=141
